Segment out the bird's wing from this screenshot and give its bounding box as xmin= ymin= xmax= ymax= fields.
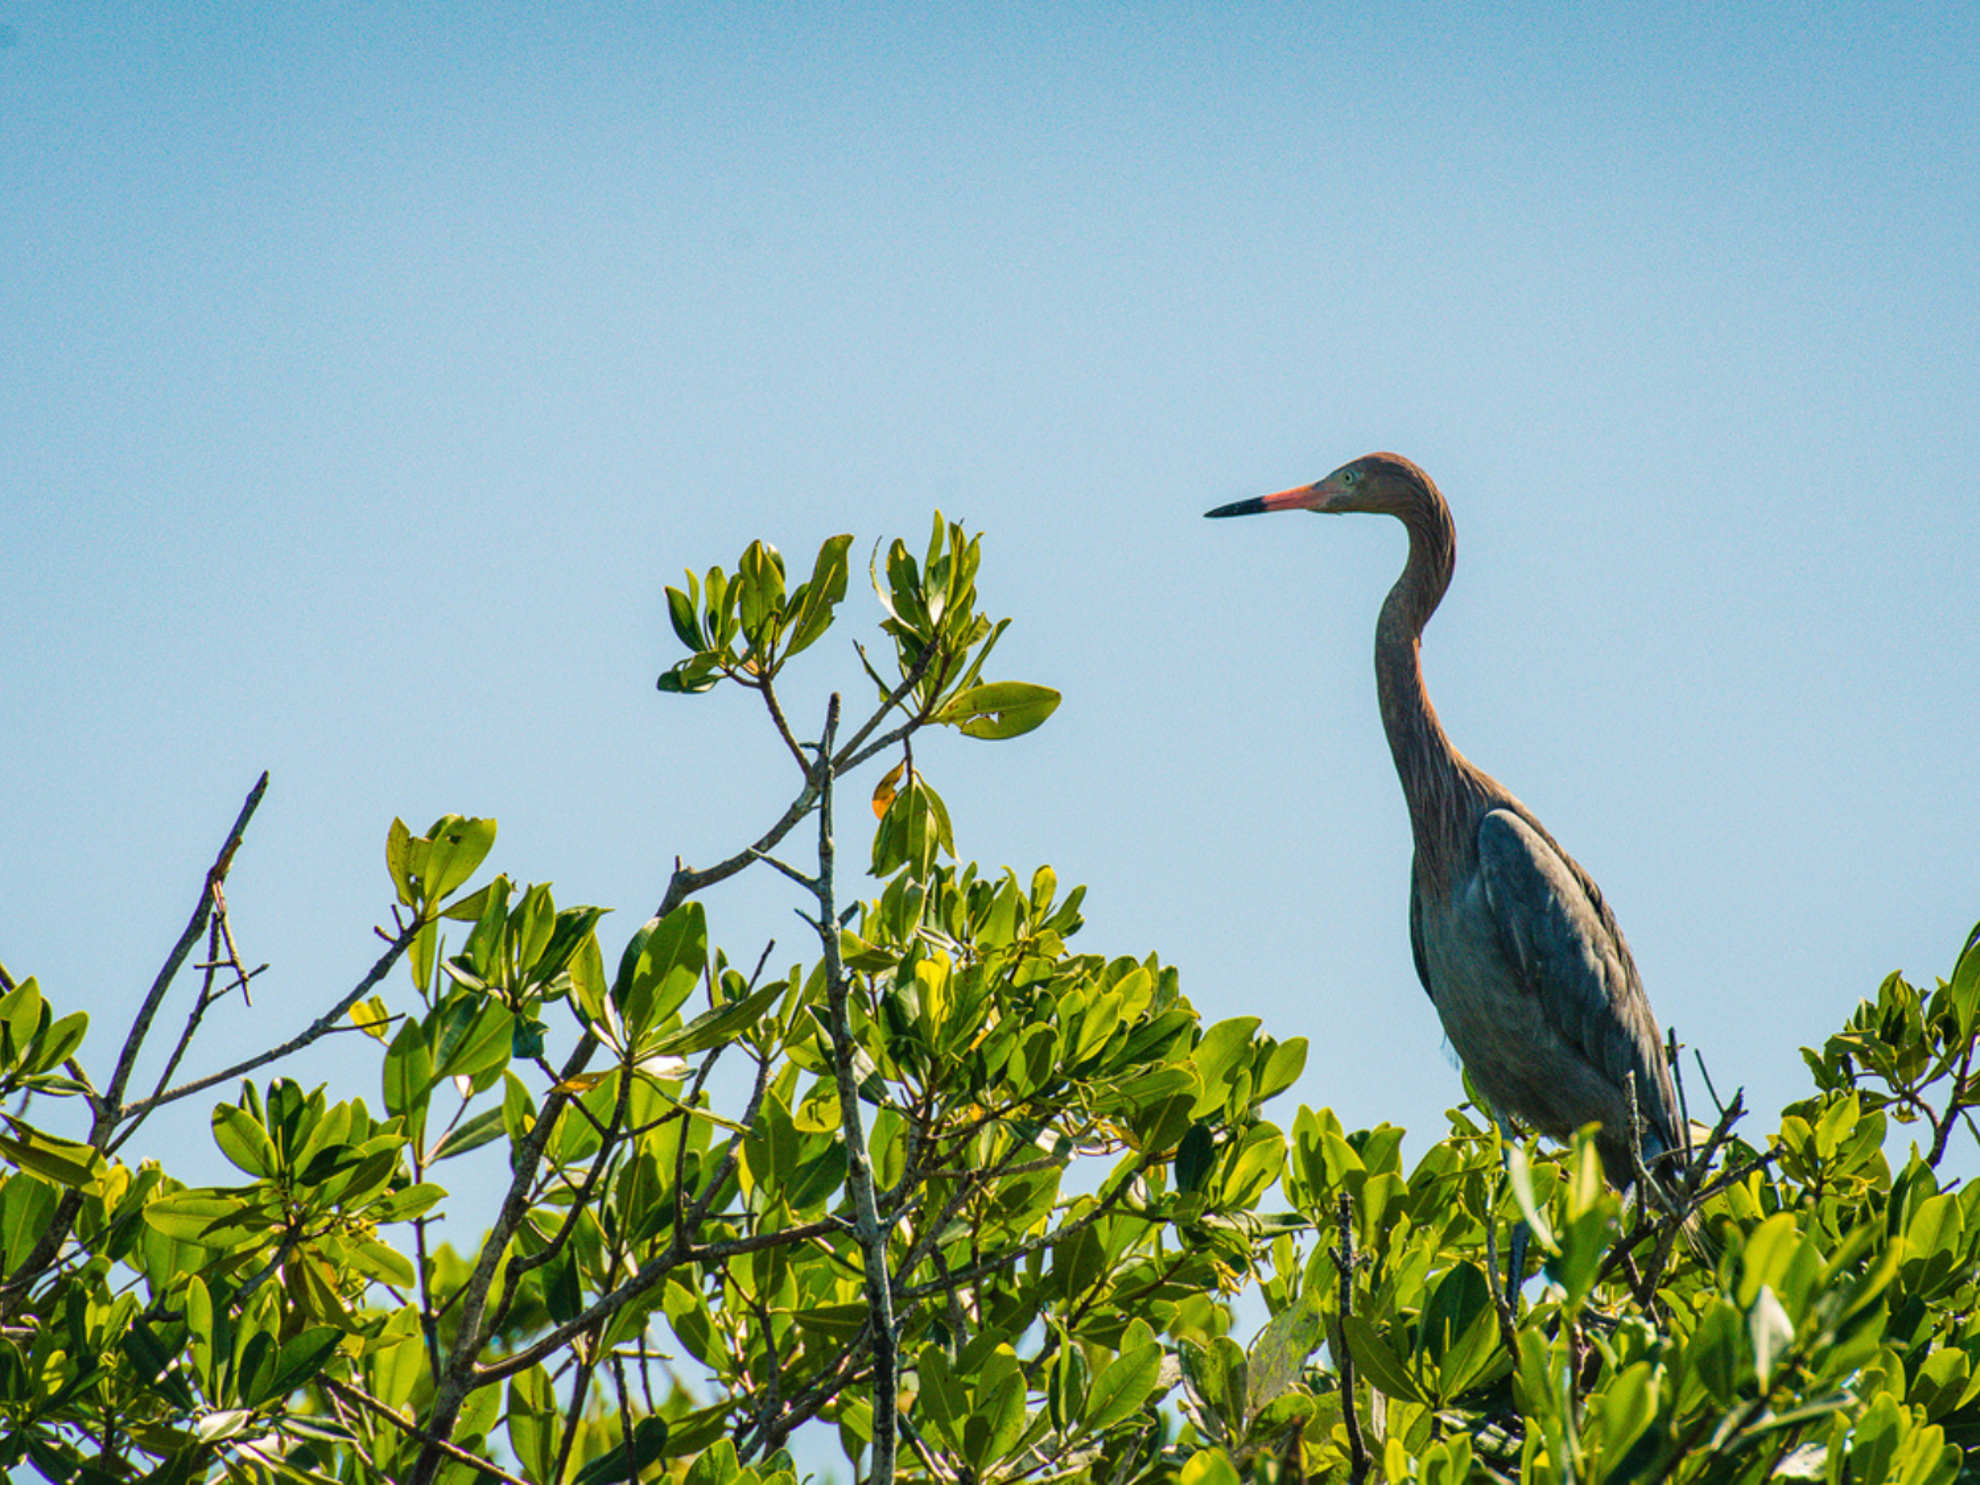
xmin=1474 ymin=806 xmax=1676 ymax=1148
xmin=1408 ymin=872 xmax=1434 ymax=1000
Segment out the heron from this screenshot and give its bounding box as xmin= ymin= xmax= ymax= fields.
xmin=1206 ymin=453 xmax=1684 ymax=1197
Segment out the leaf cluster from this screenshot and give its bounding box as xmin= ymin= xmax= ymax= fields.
xmin=1 ymin=521 xmax=1977 ymax=1485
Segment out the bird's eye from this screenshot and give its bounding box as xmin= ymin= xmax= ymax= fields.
xmin=1341 ymin=470 xmax=1358 ymax=485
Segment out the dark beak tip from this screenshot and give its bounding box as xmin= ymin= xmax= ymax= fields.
xmin=1204 ymin=497 xmax=1269 ymax=519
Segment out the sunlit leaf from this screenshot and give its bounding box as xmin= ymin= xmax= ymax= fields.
xmin=934 ymin=680 xmax=1061 ymax=740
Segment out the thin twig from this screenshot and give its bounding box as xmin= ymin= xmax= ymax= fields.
xmin=103 ymin=773 xmax=268 ymax=1121
xmin=473 ymin=1216 xmax=844 ymax=1388
xmin=488 ymin=1048 xmax=637 ymax=1339
xmin=832 ymin=640 xmax=939 ymax=773
xmin=894 ymin=1155 xmax=1154 ymax=1302
xmin=550 ymin=1345 xmax=600 ymax=1485
xmin=611 ymin=1351 xmax=639 ymax=1484
xmin=759 ymin=675 xmax=811 ymax=773
xmin=113 ymin=923 xmax=417 ymax=1128
xmin=1483 ymin=1187 xmax=1520 ymax=1362
xmin=320 ymin=1378 xmax=533 ymax=1485
xmin=1926 ymin=1036 xmax=1976 ymax=1168
xmin=745 ymin=1294 xmax=786 ymax=1462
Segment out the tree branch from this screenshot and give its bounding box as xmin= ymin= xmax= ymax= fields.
xmin=320 ymin=1377 xmax=533 ymax=1485
xmin=101 ymin=772 xmax=268 ymax=1122
xmin=832 ymin=640 xmax=938 ymax=773
xmin=1 ymin=775 xmax=268 ymax=1319
xmin=408 ymin=1026 xmax=600 ymax=1485
xmin=1332 ymin=1192 xmax=1370 ymax=1485
xmin=808 ymin=693 xmax=900 ymax=1485
xmin=113 ymin=924 xmax=416 ymax=1129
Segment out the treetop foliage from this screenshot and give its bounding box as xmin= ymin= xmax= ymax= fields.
xmin=3 ymin=515 xmax=1977 ymax=1484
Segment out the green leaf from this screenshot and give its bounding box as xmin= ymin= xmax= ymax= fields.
xmin=737 ymin=540 xmax=787 ymax=649
xmin=431 ymin=1107 xmax=507 ymax=1160
xmin=30 ymin=1010 xmax=88 ymax=1074
xmin=1255 ymin=1037 xmax=1308 ymax=1101
xmin=651 ymin=976 xmax=787 ymax=1056
xmin=1590 ymin=1360 xmax=1660 ymax=1467
xmin=1339 ymin=1313 xmax=1425 ymax=1404
xmin=666 ymin=583 xmax=703 ymax=650
xmin=618 ymin=903 xmax=708 ymax=1039
xmin=1949 ymin=919 xmax=1980 ymax=1037
xmin=1248 ymin=1299 xmax=1324 ymax=1413
xmin=1736 ymin=1212 xmax=1799 ymax=1307
xmin=973 ymin=1368 xmax=1027 ymax=1467
xmin=1175 ymin=1122 xmax=1215 ymax=1193
xmin=382 ymin=1021 xmax=434 ymax=1125
xmin=368 ymin=1182 xmax=447 ymax=1223
xmin=121 ymin=1315 xmax=197 ymax=1410
xmin=657 ymin=655 xmax=722 ymax=694
xmin=569 ymin=930 xmax=611 ymax=1031
xmin=935 ymin=681 xmax=1061 ymax=740
xmin=143 ymin=1191 xmax=265 ymax=1249
xmin=0 ymin=974 xmax=46 ymax=1055
xmin=1180 ymin=1451 xmax=1240 ymax=1485
xmin=1749 ymin=1284 xmax=1794 ymax=1386
xmin=211 ymin=1104 xmax=278 ymax=1179
xmin=265 ymin=1326 xmax=344 ymax=1403
xmin=435 ymin=1000 xmax=515 ymax=1082
xmin=1419 ymin=1262 xmax=1497 ymax=1398
xmin=422 ymin=815 xmax=497 ymax=902
xmin=1190 ymin=1017 xmax=1261 ymax=1115
xmin=787 ymin=533 xmax=854 ymax=656
xmin=916 ymin=1345 xmax=965 ymax=1450
xmin=1086 ymin=1341 xmax=1163 ymax=1430
xmin=682 ymin=1437 xmax=741 ymax=1485
xmin=0 ymin=1119 xmax=103 ymax=1191
xmin=1504 ymin=1145 xmax=1559 ymax=1254
xmin=386 ymin=818 xmax=416 ymax=907
xmin=349 ymin=996 xmax=393 ymax=1041
xmin=348 ymin=1237 xmax=416 ymax=1286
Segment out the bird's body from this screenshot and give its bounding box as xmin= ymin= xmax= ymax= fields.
xmin=1208 ymin=453 xmax=1680 ymax=1189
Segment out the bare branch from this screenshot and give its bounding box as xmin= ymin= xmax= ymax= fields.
xmin=759 ymin=675 xmax=811 ymax=773
xmin=105 ymin=772 xmax=268 ymax=1122
xmin=809 ymin=693 xmax=900 ymax=1485
xmin=833 ymin=640 xmax=938 ymax=773
xmin=408 ymin=1026 xmax=601 ymax=1485
xmin=1332 ymin=1192 xmax=1370 ymax=1485
xmin=1 ymin=775 xmax=268 ymax=1318
xmin=655 ymin=781 xmax=823 ymax=919
xmin=113 ymin=923 xmax=417 ymax=1130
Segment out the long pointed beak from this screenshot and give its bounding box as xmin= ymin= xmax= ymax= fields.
xmin=1204 ymin=482 xmax=1325 ymax=518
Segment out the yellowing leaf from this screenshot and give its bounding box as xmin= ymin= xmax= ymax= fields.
xmin=873 ymin=760 xmax=907 ymax=820
xmin=349 ymin=996 xmax=392 ymax=1041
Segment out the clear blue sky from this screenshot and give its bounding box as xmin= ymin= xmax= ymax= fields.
xmin=5 ymin=2 xmax=1978 ymax=1203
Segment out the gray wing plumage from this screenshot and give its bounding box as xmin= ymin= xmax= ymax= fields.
xmin=1408 ymin=873 xmax=1434 ymax=1000
xmin=1474 ymin=806 xmax=1678 ymax=1154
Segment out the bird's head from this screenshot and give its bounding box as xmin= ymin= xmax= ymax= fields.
xmin=1205 ymin=452 xmax=1435 ymax=520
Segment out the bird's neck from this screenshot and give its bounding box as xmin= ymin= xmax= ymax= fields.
xmin=1373 ymin=496 xmax=1483 ymax=887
